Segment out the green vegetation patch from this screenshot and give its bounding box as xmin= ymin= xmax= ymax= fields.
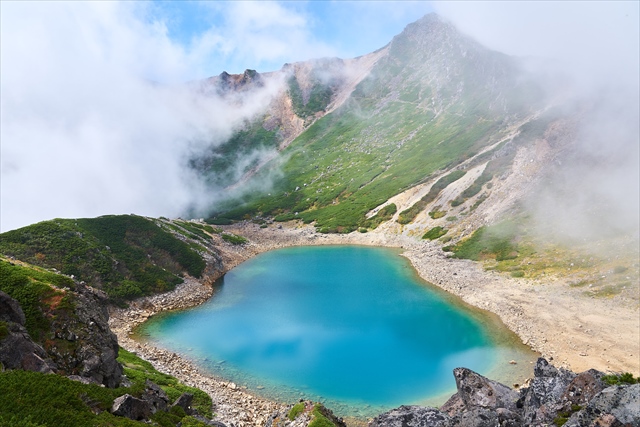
xmin=602 ymin=372 xmax=640 ymax=385
xmin=0 ymin=349 xmax=213 ymax=427
xmin=287 ymin=402 xmax=305 ymax=421
xmin=0 ymin=260 xmax=71 ymax=340
xmin=447 ymin=221 xmax=520 ymax=261
xmin=422 ymin=226 xmax=448 ymax=240
xmin=428 ymin=210 xmax=446 ymax=220
xmin=397 ymin=170 xmax=467 ymax=224
xmin=308 ymin=404 xmax=336 ymax=427
xmin=221 ymin=233 xmax=248 ymax=245
xmin=0 ymin=215 xmax=206 ymax=303
xmin=362 ymin=203 xmax=397 ymax=230
xmin=288 ymin=76 xmax=333 ymax=118
xmin=189 ymin=119 xmax=280 ymax=189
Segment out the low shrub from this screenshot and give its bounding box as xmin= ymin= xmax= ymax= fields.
xmin=423 ymin=227 xmax=448 ymax=240
xmin=221 ymin=233 xmax=248 ymax=245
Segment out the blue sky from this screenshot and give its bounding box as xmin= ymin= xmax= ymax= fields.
xmin=145 ymin=1 xmax=433 ymax=77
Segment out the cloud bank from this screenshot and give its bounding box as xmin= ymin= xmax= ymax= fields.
xmin=0 ymin=2 xmax=293 ymax=232
xmin=435 ymin=1 xmax=640 ymax=242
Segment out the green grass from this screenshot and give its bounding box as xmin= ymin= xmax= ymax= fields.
xmin=220 ymin=64 xmax=519 ymax=232
xmin=221 ymin=233 xmax=248 ymax=245
xmin=0 ymin=215 xmax=206 ymax=303
xmin=428 ymin=210 xmax=446 ymax=220
xmin=308 ymin=404 xmax=336 ymax=427
xmin=0 ymin=349 xmax=213 ymax=427
xmin=189 ymin=119 xmax=279 ymax=189
xmin=447 ymin=221 xmax=520 ymax=261
xmin=602 ymin=372 xmax=640 ymax=385
xmin=422 ymin=226 xmax=448 ymax=240
xmin=287 ymin=402 xmax=305 ymax=421
xmin=117 ymin=349 xmax=212 ymax=418
xmin=398 ymin=170 xmax=466 ymax=224
xmin=0 ymin=259 xmax=70 ymax=340
xmin=362 ymin=203 xmax=397 ymax=230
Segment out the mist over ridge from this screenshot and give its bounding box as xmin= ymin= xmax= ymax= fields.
xmin=1 ymin=2 xmax=638 ymax=253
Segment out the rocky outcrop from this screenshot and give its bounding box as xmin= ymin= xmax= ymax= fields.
xmin=46 ymin=283 xmax=122 ymax=387
xmin=564 ymin=384 xmax=640 ymax=427
xmin=111 ymin=394 xmax=151 ymax=421
xmin=143 ymin=379 xmax=169 ymax=413
xmin=369 ymin=359 xmax=639 ymax=427
xmin=172 ymin=392 xmax=194 ymax=415
xmin=0 ymin=291 xmax=57 ymax=373
xmin=0 ymin=276 xmax=122 ymax=387
xmin=369 ymin=406 xmax=451 ymax=427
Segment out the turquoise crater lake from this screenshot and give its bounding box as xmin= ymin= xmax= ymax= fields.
xmin=139 ymin=246 xmax=536 ymax=417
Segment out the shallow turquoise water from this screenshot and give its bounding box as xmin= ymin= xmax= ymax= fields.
xmin=140 ymin=246 xmax=535 ymax=417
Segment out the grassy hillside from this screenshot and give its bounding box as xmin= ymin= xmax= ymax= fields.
xmin=212 ymin=15 xmax=542 ymax=232
xmin=0 ymin=215 xmax=209 ymax=303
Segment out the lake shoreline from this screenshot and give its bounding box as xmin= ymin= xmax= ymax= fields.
xmin=109 ymin=220 xmax=640 ymax=427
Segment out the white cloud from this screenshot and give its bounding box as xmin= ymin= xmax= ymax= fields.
xmin=433 ymin=1 xmax=640 ymax=241
xmin=186 ymin=1 xmax=337 ymax=74
xmin=0 ymin=2 xmax=284 ymax=232
xmin=433 ymin=1 xmax=639 ymax=92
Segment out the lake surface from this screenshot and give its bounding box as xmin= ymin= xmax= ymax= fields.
xmin=139 ymin=246 xmax=537 ymax=417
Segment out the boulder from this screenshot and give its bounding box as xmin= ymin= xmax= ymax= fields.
xmin=448 ymin=406 xmax=521 ymax=427
xmin=520 ymin=358 xmax=577 ymax=425
xmin=369 ymin=406 xmax=451 ymax=427
xmin=564 ymin=384 xmax=640 ymax=427
xmin=111 ymin=394 xmax=151 ymax=420
xmin=47 ymin=283 xmax=123 ymax=387
xmin=365 ymin=360 xmax=635 ymax=427
xmin=142 ymin=379 xmax=169 ymax=413
xmin=172 ymin=392 xmax=194 ymax=415
xmin=452 ymin=367 xmax=520 ymax=412
xmin=0 ymin=292 xmax=57 ymax=373
xmin=0 ymin=290 xmax=26 ymax=325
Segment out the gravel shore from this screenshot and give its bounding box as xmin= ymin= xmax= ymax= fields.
xmin=109 ymin=221 xmax=640 ymax=427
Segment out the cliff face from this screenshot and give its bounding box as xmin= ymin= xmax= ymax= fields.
xmin=0 ymin=261 xmax=122 ymax=387
xmin=46 ymin=282 xmax=123 ymax=387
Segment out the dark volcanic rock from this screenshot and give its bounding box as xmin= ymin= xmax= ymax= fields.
xmin=564 ymin=384 xmax=640 ymax=427
xmin=111 ymin=394 xmax=151 ymax=420
xmin=0 ymin=292 xmax=57 ymax=373
xmin=172 ymin=392 xmax=194 ymax=415
xmin=369 ymin=406 xmax=451 ymax=427
xmin=143 ymin=379 xmax=169 ymax=413
xmin=0 ymin=281 xmax=122 ymax=387
xmin=452 ymin=367 xmax=520 ymax=412
xmin=366 ymin=360 xmax=639 ymax=427
xmin=520 ymin=358 xmax=578 ymax=425
xmin=449 ymin=406 xmax=521 ymax=427
xmin=0 ymin=290 xmax=26 ymax=325
xmin=47 ymin=283 xmax=123 ymax=387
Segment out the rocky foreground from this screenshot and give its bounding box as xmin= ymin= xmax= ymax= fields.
xmin=268 ymin=358 xmax=639 ymax=427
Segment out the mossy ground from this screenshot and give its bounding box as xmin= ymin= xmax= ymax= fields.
xmin=0 ymin=348 xmax=212 ymax=427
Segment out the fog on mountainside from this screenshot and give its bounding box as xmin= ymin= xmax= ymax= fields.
xmin=1 ymin=2 xmax=638 ymax=251
xmin=432 ymin=2 xmax=640 ymax=248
